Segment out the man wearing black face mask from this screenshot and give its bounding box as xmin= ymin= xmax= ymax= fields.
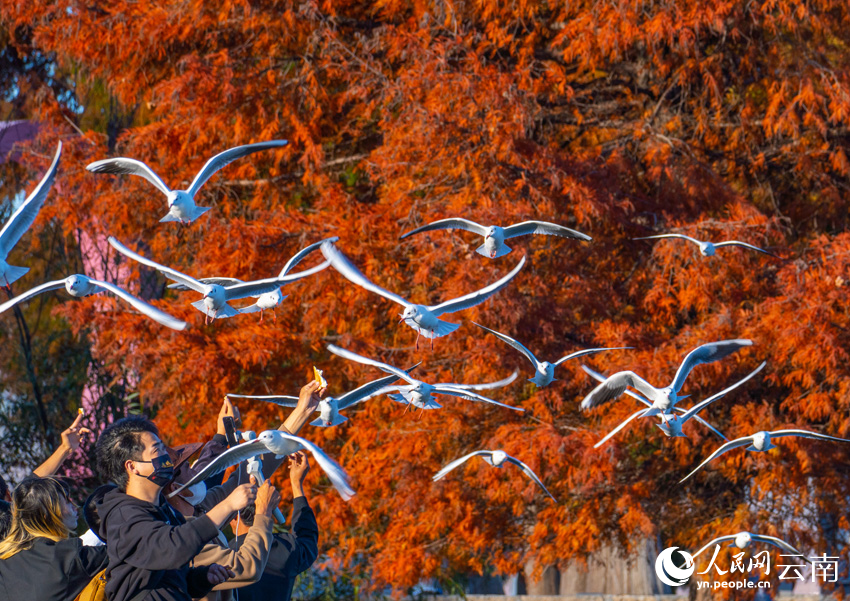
xmin=95 ymin=416 xmax=258 ymax=601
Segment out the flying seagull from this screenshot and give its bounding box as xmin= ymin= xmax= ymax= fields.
xmin=634 ymin=233 xmax=778 ymax=258
xmin=168 ymin=236 xmax=338 ymax=323
xmin=87 ymin=140 xmax=288 ymax=224
xmin=321 ymin=241 xmax=525 ymax=349
xmin=0 ymin=142 xmax=62 ymax=289
xmin=432 ymin=450 xmax=556 ymax=502
xmin=108 ymin=237 xmax=329 ymax=324
xmin=692 ymin=532 xmax=812 ymax=564
xmin=400 ymin=217 xmax=591 ymax=259
xmin=580 ymin=339 xmax=754 ymax=416
xmin=227 ymin=363 xmax=422 ymax=427
xmin=328 ymin=344 xmax=525 ymax=413
xmin=383 ymin=370 xmax=519 ymax=406
xmin=474 ymin=322 xmax=630 ymax=387
xmin=0 ymin=273 xmax=187 ymax=330
xmin=168 ymin=429 xmax=354 ymax=500
xmin=589 ymin=361 xmax=766 ymax=448
xmin=680 ymin=429 xmax=850 ymax=483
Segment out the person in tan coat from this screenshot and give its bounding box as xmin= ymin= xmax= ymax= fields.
xmin=186 ymin=479 xmax=280 ymax=601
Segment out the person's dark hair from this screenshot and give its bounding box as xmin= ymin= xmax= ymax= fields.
xmin=0 ymin=474 xmax=8 ymax=501
xmin=0 ymin=500 xmax=11 ymax=539
xmin=0 ymin=477 xmax=72 ymax=559
xmin=237 ymin=503 xmax=256 ymax=527
xmin=95 ymin=416 xmax=160 ymax=491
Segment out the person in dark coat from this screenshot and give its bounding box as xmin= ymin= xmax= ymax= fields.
xmin=0 ymin=476 xmax=108 ymax=601
xmin=228 ymin=451 xmax=319 ymax=601
xmin=94 ymin=416 xmax=258 ymax=601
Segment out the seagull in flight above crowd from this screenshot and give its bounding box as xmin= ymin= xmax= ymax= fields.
xmin=167 ymin=236 xmax=338 ymax=323
xmin=327 ymin=344 xmax=525 ymax=413
xmin=680 ymin=428 xmax=850 ymax=483
xmin=432 ymin=450 xmax=556 ymax=502
xmin=168 ymin=429 xmax=354 ymax=500
xmin=86 ymin=140 xmax=288 ymax=224
xmin=0 ymin=142 xmax=62 ymax=290
xmin=474 ymin=322 xmax=630 ymax=388
xmin=580 ymin=339 xmax=754 ymax=416
xmin=108 ymin=237 xmax=329 ymax=324
xmin=321 ymin=241 xmax=525 ymax=349
xmin=588 ymin=362 xmax=766 ymax=448
xmin=0 ymin=273 xmax=187 ymax=331
xmin=400 ymin=217 xmax=591 ymax=259
xmin=634 ymin=233 xmax=778 ymax=258
xmin=227 ymin=363 xmax=423 ymax=427
xmin=692 ymin=532 xmax=812 ymax=564
xmin=383 ymin=370 xmax=518 ymax=407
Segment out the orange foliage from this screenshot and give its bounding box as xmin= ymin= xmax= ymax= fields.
xmin=3 ymin=0 xmax=850 ymax=594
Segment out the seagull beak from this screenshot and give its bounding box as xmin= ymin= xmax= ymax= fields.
xmin=398 ymin=315 xmax=405 ymax=324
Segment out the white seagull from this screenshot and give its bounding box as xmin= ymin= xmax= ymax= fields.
xmin=86 ymin=140 xmax=288 ymax=224
xmin=692 ymin=532 xmax=812 ymax=564
xmin=383 ymin=370 xmax=519 ymax=406
xmin=168 ymin=236 xmax=338 ymax=323
xmin=400 ymin=217 xmax=591 ymax=259
xmin=168 ymin=429 xmax=354 ymax=500
xmin=0 ymin=273 xmax=187 ymax=330
xmin=589 ymin=362 xmax=766 ymax=448
xmin=321 ymin=241 xmax=525 ymax=349
xmin=680 ymin=428 xmax=850 ymax=483
xmin=108 ymin=237 xmax=329 ymax=324
xmin=227 ymin=363 xmax=422 ymax=428
xmin=328 ymin=344 xmax=525 ymax=413
xmin=0 ymin=142 xmax=62 ymax=289
xmin=432 ymin=450 xmax=556 ymax=502
xmin=475 ymin=322 xmax=630 ymax=388
xmin=634 ymin=233 xmax=778 ymax=258
xmin=580 ymin=339 xmax=754 ymax=416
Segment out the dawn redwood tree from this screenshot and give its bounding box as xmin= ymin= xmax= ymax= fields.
xmin=2 ymin=0 xmax=849 ymax=594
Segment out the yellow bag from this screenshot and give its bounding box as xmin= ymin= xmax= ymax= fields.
xmin=74 ymin=569 xmax=107 ymax=601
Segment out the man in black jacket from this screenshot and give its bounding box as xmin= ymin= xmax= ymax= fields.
xmin=95 ymin=416 xmax=258 ymax=601
xmin=228 ymin=451 xmax=319 ymax=601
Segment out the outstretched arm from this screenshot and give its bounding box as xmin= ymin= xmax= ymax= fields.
xmin=33 ymin=413 xmax=91 ymax=477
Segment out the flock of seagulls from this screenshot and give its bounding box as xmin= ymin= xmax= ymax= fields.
xmin=3 ymin=139 xmax=846 ymax=566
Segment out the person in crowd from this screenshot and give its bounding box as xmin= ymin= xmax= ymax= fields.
xmin=94 ymin=416 xmax=255 ymax=601
xmin=229 ymin=451 xmax=319 ymax=601
xmin=81 ymin=483 xmax=116 ymax=547
xmin=0 ymin=476 xmax=108 ymax=601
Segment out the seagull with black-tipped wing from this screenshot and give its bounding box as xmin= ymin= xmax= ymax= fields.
xmin=168 ymin=236 xmax=338 ymax=323
xmin=432 ymin=450 xmax=556 ymax=502
xmin=109 ymin=237 xmax=328 ymax=324
xmin=680 ymin=428 xmax=850 ymax=483
xmin=634 ymin=233 xmax=778 ymax=258
xmin=580 ymin=339 xmax=754 ymax=416
xmin=328 ymin=344 xmax=525 ymax=413
xmin=321 ymin=241 xmax=525 ymax=350
xmin=400 ymin=217 xmax=591 ymax=259
xmin=475 ymin=322 xmax=630 ymax=388
xmin=0 ymin=273 xmax=186 ymax=331
xmin=87 ymin=140 xmax=288 ymax=224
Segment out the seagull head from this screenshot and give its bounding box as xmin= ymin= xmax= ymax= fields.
xmin=491 ymin=450 xmax=507 ymax=466
xmin=399 ymin=305 xmax=420 ymax=324
xmin=485 ymin=226 xmax=497 ymax=240
xmin=203 ymin=284 xmax=226 ymax=304
xmin=64 ymin=274 xmax=92 ymax=296
xmin=733 ymin=532 xmax=752 ymax=549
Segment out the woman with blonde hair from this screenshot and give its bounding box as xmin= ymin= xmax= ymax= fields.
xmin=0 ymin=476 xmax=108 ymax=600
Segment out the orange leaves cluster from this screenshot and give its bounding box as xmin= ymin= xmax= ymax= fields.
xmin=3 ymin=0 xmax=850 ymax=593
